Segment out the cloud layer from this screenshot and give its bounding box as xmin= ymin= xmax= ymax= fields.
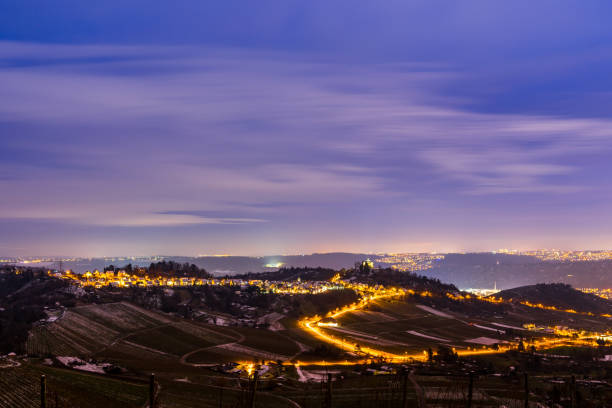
xmin=2 ymin=41 xmax=612 ymax=255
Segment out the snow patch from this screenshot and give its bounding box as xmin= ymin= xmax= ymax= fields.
xmin=464 ymin=337 xmax=505 ymax=345
xmin=56 ymin=356 xmax=107 ymax=374
xmin=416 ymin=305 xmax=453 ymax=318
xmin=491 ymin=323 xmax=525 ymax=331
xmin=406 ymin=330 xmax=450 ymax=342
xmin=257 ymin=312 xmax=285 ymax=331
xmin=296 ymin=366 xmax=340 ymax=382
xmin=471 ymin=324 xmax=505 ymax=334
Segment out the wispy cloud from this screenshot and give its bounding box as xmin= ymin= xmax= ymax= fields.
xmin=1 ymin=42 xmax=612 ymax=231
xmin=92 ymin=214 xmax=267 ymax=227
xmin=421 ymin=149 xmax=579 ymax=194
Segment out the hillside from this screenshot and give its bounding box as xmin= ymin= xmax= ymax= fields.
xmin=3 ymin=269 xmax=610 ymax=407
xmin=0 ymin=267 xmax=74 ymax=353
xmin=495 ymin=283 xmax=612 ymax=315
xmin=422 ymin=254 xmax=612 ymax=289
xmin=26 ymin=302 xmax=235 ymax=357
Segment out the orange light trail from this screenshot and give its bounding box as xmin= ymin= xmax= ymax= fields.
xmin=293 ymin=277 xmax=611 ymax=366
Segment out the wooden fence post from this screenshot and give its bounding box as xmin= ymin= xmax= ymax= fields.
xmin=40 ymin=375 xmax=46 ymax=408
xmin=149 ymin=373 xmax=155 ymax=408
xmin=467 ymin=372 xmax=473 ymax=408
xmin=524 ymin=373 xmax=529 ymax=408
xmin=324 ymin=373 xmax=332 ymax=408
xmin=401 ymin=368 xmax=408 ymax=408
xmin=248 ymin=371 xmax=258 ymax=408
xmin=570 ymin=375 xmax=576 ymax=408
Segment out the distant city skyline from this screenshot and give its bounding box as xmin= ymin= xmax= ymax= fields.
xmin=5 ymin=248 xmax=612 ymax=260
xmin=3 ymin=2 xmax=612 ymax=256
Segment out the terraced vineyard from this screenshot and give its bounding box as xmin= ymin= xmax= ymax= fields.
xmin=12 ymin=289 xmax=610 ymax=407
xmin=27 ymin=302 xmax=237 ymax=359
xmin=27 ymin=302 xmax=172 ymax=356
xmin=280 ymin=371 xmax=419 ymax=408
xmin=313 ymin=296 xmax=611 ymax=357
xmin=124 ymin=324 xmax=230 ymax=356
xmin=0 ymin=365 xmax=40 ymax=408
xmin=314 ymin=298 xmax=508 ymax=355
xmin=232 ymin=327 xmax=302 ymax=358
xmin=0 ymin=363 xmax=147 ymax=408
xmin=24 ymin=301 xmax=309 ymax=380
xmin=155 ymin=378 xmax=298 ymax=408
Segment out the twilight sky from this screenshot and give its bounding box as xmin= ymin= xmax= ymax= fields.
xmin=2 ymin=1 xmax=612 ymax=256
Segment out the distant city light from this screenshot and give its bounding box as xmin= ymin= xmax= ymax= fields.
xmin=264 ymin=262 xmax=284 ymax=268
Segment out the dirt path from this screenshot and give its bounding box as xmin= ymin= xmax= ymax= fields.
xmin=181 ymin=324 xmax=300 ymax=365
xmin=217 ymin=343 xmax=290 ymax=361
xmin=288 ymin=339 xmax=311 ymax=360
xmin=122 ymin=340 xmax=172 ymax=356
xmin=180 ymin=344 xmax=227 ymax=367
xmin=179 ymin=326 xmax=244 ymax=366
xmin=221 ymin=327 xmax=246 ymax=343
xmin=92 ymin=322 xmax=173 ymax=356
xmin=91 ymin=316 xmax=245 ymax=361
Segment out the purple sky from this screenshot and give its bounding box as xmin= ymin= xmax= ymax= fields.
xmin=2 ymin=2 xmax=612 ymax=256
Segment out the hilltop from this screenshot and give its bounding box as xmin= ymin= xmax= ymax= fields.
xmin=234 ymin=266 xmax=339 ymax=281
xmin=495 ymin=283 xmax=612 ymax=315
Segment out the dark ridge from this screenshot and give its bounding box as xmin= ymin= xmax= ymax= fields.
xmin=421 ymin=255 xmax=612 ymax=289
xmin=109 ymin=260 xmax=211 ymax=279
xmin=232 ymin=266 xmax=339 ymax=281
xmin=495 ymin=283 xmax=612 ymax=315
xmin=347 ymin=267 xmax=459 ymax=294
